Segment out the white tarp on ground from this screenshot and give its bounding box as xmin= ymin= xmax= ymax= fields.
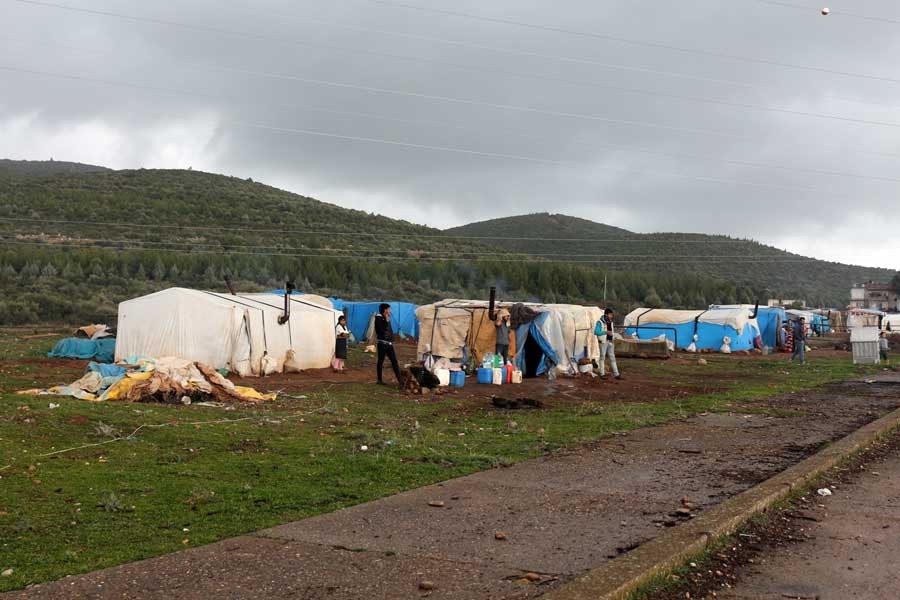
xmin=416 ymin=299 xmax=602 ymax=368
xmin=115 ymin=288 xmax=342 ymax=376
xmin=623 ymin=308 xmax=757 ymax=334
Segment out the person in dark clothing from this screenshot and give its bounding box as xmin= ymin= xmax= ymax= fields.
xmin=375 ymin=303 xmax=401 ymax=385
xmin=790 ymin=317 xmax=807 ymax=365
xmin=495 ymin=313 xmax=511 ymax=363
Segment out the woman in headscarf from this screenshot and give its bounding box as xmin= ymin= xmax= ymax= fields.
xmin=334 ymin=315 xmax=350 ymax=372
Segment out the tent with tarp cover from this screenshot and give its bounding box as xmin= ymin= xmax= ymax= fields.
xmin=624 ymin=307 xmax=762 ymax=352
xmin=415 ymin=299 xmax=602 ymax=377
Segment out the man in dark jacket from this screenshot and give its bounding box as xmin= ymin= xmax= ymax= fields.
xmin=790 ymin=317 xmax=807 ymax=365
xmin=375 ymin=303 xmax=401 ymax=385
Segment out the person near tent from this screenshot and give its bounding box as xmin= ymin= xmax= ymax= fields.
xmin=790 ymin=317 xmax=807 ymax=365
xmin=880 ymin=332 xmax=890 ymax=364
xmin=333 ymin=315 xmax=350 ymax=372
xmin=597 ymin=308 xmax=621 ymax=379
xmin=495 ymin=313 xmax=511 ymax=363
xmin=375 ymin=303 xmax=401 ymax=385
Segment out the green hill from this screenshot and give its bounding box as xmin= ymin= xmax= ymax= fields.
xmin=0 ymin=162 xmax=884 ymax=324
xmin=447 ymin=213 xmax=893 ymax=307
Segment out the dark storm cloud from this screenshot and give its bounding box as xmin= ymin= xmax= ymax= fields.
xmin=2 ymin=0 xmax=898 ymax=267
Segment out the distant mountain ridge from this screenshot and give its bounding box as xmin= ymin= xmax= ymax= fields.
xmin=0 ymin=161 xmax=890 ymax=323
xmin=446 ymin=213 xmax=893 ymax=306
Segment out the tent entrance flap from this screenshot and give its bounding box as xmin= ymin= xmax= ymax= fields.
xmin=522 ymin=334 xmax=546 ymax=378
xmin=518 ymin=315 xmax=559 ymax=378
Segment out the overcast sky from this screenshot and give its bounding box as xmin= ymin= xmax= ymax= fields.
xmin=2 ymin=0 xmax=899 ymax=269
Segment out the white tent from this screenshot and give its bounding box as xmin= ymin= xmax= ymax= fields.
xmin=115 ymin=288 xmax=342 ymax=376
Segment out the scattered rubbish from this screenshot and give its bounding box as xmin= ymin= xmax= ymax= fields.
xmin=494 ymin=531 xmax=507 ymax=541
xmin=697 ymin=358 xmax=708 ymax=366
xmin=1 ymin=568 xmax=13 ymax=577
xmin=524 ymin=572 xmax=541 ymax=582
xmin=17 ymin=357 xmax=276 ymax=404
xmin=360 ymin=445 xmax=369 ymax=452
xmin=428 ymin=500 xmax=445 ymax=508
xmin=418 ymin=581 xmax=435 ymax=591
xmin=817 ymin=488 xmax=833 ymax=497
xmin=48 ymin=403 xmax=59 ymax=409
xmin=180 ymin=396 xmax=192 ymax=405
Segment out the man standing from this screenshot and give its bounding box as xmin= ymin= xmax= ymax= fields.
xmin=790 ymin=317 xmax=807 ymax=365
xmin=375 ymin=303 xmax=401 ymax=385
xmin=598 ymin=308 xmax=620 ymax=379
xmin=495 ymin=313 xmax=511 ymax=363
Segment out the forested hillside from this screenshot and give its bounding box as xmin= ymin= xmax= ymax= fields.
xmin=0 ymin=162 xmax=762 ymax=324
xmin=447 ymin=214 xmax=893 ymax=307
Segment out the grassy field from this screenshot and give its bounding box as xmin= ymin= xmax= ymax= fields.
xmin=0 ymin=329 xmax=879 ymax=591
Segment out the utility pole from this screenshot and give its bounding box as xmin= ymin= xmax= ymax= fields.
xmin=603 ymin=274 xmax=607 ymax=302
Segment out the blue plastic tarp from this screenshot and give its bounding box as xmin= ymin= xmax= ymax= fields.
xmin=342 ymin=302 xmax=419 ymax=341
xmin=48 ymin=338 xmax=116 ymax=362
xmin=710 ymin=307 xmax=784 ymax=348
xmin=625 ymin=321 xmax=759 ymax=351
xmin=266 ymin=291 xmax=417 ymax=340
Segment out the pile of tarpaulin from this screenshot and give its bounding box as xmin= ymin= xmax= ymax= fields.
xmin=17 ymin=357 xmax=276 ymax=403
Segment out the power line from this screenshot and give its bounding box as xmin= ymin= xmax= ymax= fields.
xmin=0 ymin=65 xmax=888 ymax=199
xmin=749 ymin=0 xmax=900 ymax=25
xmin=364 ymin=0 xmax=900 ymax=85
xmin=215 ymin=5 xmax=900 ymax=111
xmin=8 ymin=40 xmax=900 ymax=179
xmin=0 ymin=238 xmax=824 ymax=263
xmin=8 ymin=4 xmax=900 ymax=131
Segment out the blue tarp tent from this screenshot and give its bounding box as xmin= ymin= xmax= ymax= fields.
xmin=341 ymin=301 xmax=419 ymax=341
xmin=48 ymin=338 xmax=116 ymax=362
xmin=266 ymin=291 xmax=418 ymax=341
xmin=624 ymin=308 xmax=762 ymax=352
xmin=710 ymin=305 xmax=785 ymax=348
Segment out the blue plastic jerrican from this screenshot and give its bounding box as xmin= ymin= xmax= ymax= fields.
xmin=476 ymin=368 xmax=493 ymax=384
xmin=449 ymin=370 xmax=466 ymax=387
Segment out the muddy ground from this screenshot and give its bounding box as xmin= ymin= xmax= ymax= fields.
xmin=7 ymin=375 xmax=900 ymax=599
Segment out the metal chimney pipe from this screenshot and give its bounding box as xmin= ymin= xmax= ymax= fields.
xmin=278 ymin=281 xmax=295 ymax=325
xmin=488 ymin=286 xmax=497 ymax=321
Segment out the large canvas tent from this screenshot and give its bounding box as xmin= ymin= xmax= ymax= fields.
xmin=710 ymin=305 xmax=785 ymax=348
xmin=416 ymin=299 xmax=602 ymax=377
xmin=624 ymin=307 xmax=762 ymax=352
xmin=116 ymin=288 xmax=342 ymax=376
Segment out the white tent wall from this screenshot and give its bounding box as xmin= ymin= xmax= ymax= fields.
xmin=116 ymin=288 xmax=341 ymax=375
xmin=239 ymin=294 xmax=339 ymax=371
xmin=116 ymin=289 xmax=248 ymax=373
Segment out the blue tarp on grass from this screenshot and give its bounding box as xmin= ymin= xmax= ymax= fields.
xmin=48 ymin=338 xmax=116 ymax=362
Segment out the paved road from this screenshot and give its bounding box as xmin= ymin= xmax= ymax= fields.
xmin=6 ymin=378 xmax=899 ymax=599
xmin=716 ymin=429 xmax=900 ymax=599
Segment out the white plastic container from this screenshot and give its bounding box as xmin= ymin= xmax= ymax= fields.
xmin=851 ymin=327 xmax=881 ymax=365
xmin=435 ymin=368 xmax=450 ymax=387
xmin=491 ymin=368 xmax=504 ymax=385
xmin=511 ymin=370 xmax=523 ymax=384
xmin=578 ymin=363 xmax=593 ymax=374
